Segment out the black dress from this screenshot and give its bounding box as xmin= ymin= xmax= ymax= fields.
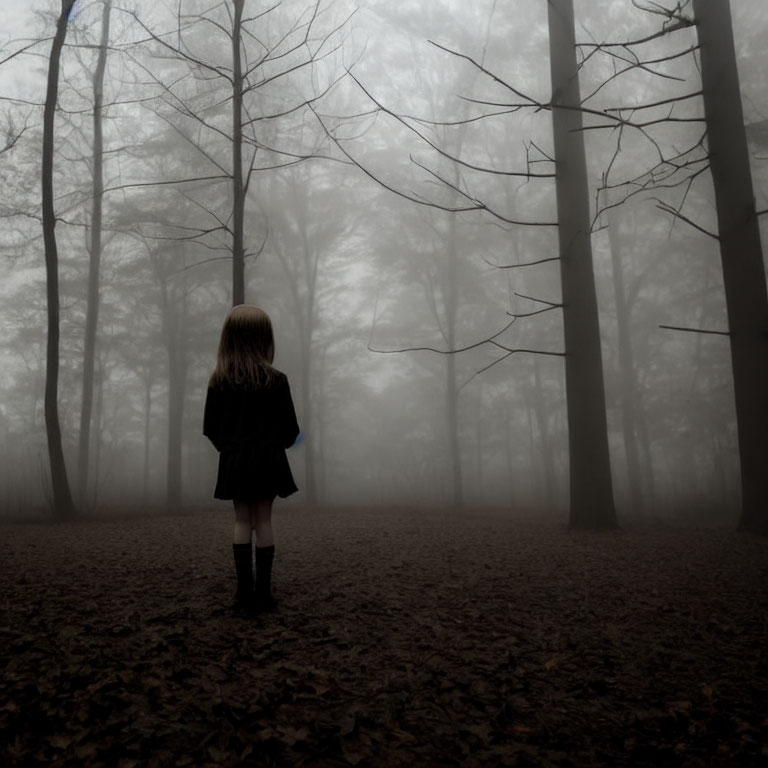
xmin=203 ymin=371 xmax=300 ymax=500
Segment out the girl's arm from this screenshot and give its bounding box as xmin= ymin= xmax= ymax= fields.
xmin=280 ymin=379 xmax=300 ymax=448
xmin=203 ymin=387 xmax=223 ymax=452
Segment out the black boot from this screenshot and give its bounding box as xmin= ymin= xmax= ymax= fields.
xmin=232 ymin=542 xmax=255 ymax=613
xmin=254 ymin=545 xmax=277 ymax=612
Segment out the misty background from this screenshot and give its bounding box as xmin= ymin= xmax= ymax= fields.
xmin=1 ymin=0 xmax=767 ymax=521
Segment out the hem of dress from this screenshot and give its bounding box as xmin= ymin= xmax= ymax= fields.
xmin=213 ymin=488 xmax=298 ymax=501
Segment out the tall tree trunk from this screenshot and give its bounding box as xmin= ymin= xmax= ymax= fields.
xmin=78 ymin=0 xmax=111 ymax=505
xmin=274 ymin=217 xmax=318 ymax=505
xmin=445 ymin=217 xmax=463 ymax=508
xmin=143 ymin=369 xmax=152 ymax=505
xmin=300 ymin=348 xmax=316 ymax=505
xmin=315 ymin=343 xmax=329 ymax=503
xmin=548 ymin=0 xmax=616 ymax=528
xmin=504 ymin=403 xmax=515 ymax=504
xmin=90 ymin=352 xmax=104 ymax=507
xmin=155 ymin=255 xmax=187 ymax=512
xmin=634 ymin=385 xmax=655 ymax=505
xmin=165 ymin=293 xmax=187 ymax=512
xmin=473 ymin=380 xmax=483 ymax=502
xmin=606 ymin=209 xmax=643 ymax=514
xmin=41 ymin=0 xmax=77 ymax=520
xmin=532 ymin=356 xmax=557 ymax=510
xmin=525 ymin=400 xmax=537 ymax=502
xmin=692 ymin=0 xmax=768 ymax=534
xmin=445 ymin=334 xmax=463 ymax=506
xmin=231 ymin=0 xmax=246 ymax=305
xmin=291 ymin=175 xmax=320 ymax=505
xmin=166 ymin=342 xmax=185 ymax=511
xmin=300 ymin=287 xmax=317 ymax=505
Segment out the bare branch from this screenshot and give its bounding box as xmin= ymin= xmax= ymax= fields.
xmin=309 ymin=105 xmax=496 ymax=218
xmin=428 ymin=40 xmax=540 ymax=107
xmin=348 ymin=70 xmax=553 ymax=180
xmin=506 ymin=305 xmax=561 ymax=320
xmin=102 ymin=175 xmax=230 ymax=196
xmin=243 ymin=226 xmax=269 ymax=261
xmin=603 ymin=89 xmax=703 ymax=113
xmin=579 ymin=114 xmax=705 ymax=131
xmin=409 ymin=156 xmax=557 ymax=226
xmin=458 ymin=347 xmax=565 ymax=391
xmin=170 ymin=255 xmax=231 ymax=274
xmin=369 ymin=316 xmax=518 ymax=356
xmin=120 ymin=8 xmax=234 ymax=83
xmin=581 ymin=44 xmax=698 ymax=103
xmin=490 ymin=342 xmax=565 ymax=356
xmin=654 ymin=199 xmax=719 ymax=239
xmin=658 ymin=324 xmax=729 ymax=336
xmin=513 ymin=292 xmax=561 ymax=307
xmin=148 ymin=106 xmax=231 ymax=177
xmin=117 ymin=48 xmax=235 ymax=145
xmin=242 ymin=70 xmax=344 ymax=126
xmin=0 ymin=38 xmax=52 ymax=67
xmin=0 ymin=111 xmax=33 ymax=156
xmin=481 ymin=254 xmax=560 ymax=269
xmin=577 ymin=15 xmax=694 ymax=49
xmin=593 ymin=135 xmax=710 ymax=222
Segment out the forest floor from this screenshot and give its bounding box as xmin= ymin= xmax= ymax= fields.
xmin=1 ymin=505 xmax=767 ymax=767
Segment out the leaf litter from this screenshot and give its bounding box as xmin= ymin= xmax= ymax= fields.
xmin=1 ymin=506 xmax=766 ymax=766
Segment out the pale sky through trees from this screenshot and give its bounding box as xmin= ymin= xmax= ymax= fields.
xmin=0 ymin=0 xmax=766 ymax=520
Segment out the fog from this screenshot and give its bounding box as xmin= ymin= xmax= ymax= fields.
xmin=1 ymin=0 xmax=767 ymax=525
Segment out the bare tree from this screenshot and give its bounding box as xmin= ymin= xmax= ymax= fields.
xmin=41 ymin=0 xmax=78 ymax=519
xmin=351 ymin=0 xmax=767 ymax=528
xmin=157 ymin=255 xmax=189 ymax=514
xmin=586 ymin=0 xmax=768 ymax=532
xmin=267 ymin=156 xmax=363 ymax=504
xmin=691 ymin=0 xmax=768 ymax=533
xmin=548 ymin=0 xmax=616 ymax=528
xmin=78 ymin=0 xmax=113 ymax=505
xmin=331 ymin=2 xmax=616 ymax=526
xmin=0 ymin=107 xmax=33 ymax=157
xmin=604 ymin=200 xmax=656 ymax=514
xmin=123 ymin=0 xmax=352 ymax=306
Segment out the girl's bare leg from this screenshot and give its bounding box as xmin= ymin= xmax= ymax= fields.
xmin=251 ymin=497 xmax=277 ymax=609
xmin=250 ymin=497 xmax=274 ymax=547
xmin=233 ymin=499 xmax=252 ymax=544
xmin=231 ymin=499 xmax=256 ymax=610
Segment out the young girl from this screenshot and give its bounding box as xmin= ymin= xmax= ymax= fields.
xmin=203 ymin=305 xmax=300 ymax=614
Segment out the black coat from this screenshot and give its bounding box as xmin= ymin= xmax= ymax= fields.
xmin=203 ymin=371 xmax=300 ymax=500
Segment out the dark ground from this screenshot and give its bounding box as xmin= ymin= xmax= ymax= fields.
xmin=1 ymin=506 xmax=767 ymax=767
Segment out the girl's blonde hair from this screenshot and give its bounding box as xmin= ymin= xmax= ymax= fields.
xmin=210 ymin=304 xmax=276 ymax=388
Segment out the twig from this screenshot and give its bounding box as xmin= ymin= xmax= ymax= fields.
xmin=654 ymin=200 xmax=719 ymax=239
xmin=368 ymin=317 xmax=518 ymax=356
xmin=481 ymin=255 xmax=560 ymax=269
xmin=658 ymin=324 xmax=729 ymax=336
xmin=458 ymin=347 xmax=565 ymax=391
xmin=514 ymin=292 xmax=561 ymax=307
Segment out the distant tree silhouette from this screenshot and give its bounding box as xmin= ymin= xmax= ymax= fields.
xmin=78 ymin=0 xmax=112 ymax=506
xmin=41 ymin=0 xmax=78 ymax=519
